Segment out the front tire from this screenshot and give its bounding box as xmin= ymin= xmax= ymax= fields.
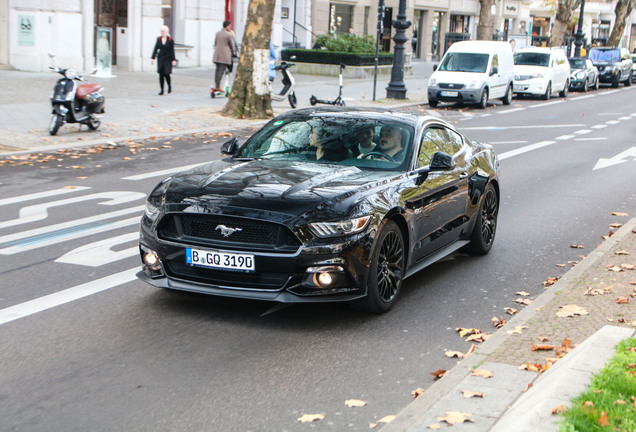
xmin=478 ymin=88 xmax=489 ymax=109
xmin=542 ymin=82 xmax=551 ymax=100
xmin=49 ymin=114 xmax=63 ymax=136
xmin=625 ymin=73 xmax=632 ymax=86
xmin=353 ymin=220 xmax=405 ymax=313
xmin=465 ymin=183 xmax=498 ymax=255
xmin=501 ymin=85 xmax=512 ymax=105
xmin=559 ymin=80 xmax=569 ymax=98
xmin=87 ymin=117 xmax=101 ymax=131
xmin=428 ymin=99 xmax=438 ymax=107
xmin=594 ymin=76 xmax=600 ymax=90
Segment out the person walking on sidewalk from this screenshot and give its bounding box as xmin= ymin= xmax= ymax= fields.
xmin=151 ymin=25 xmax=177 ymax=95
xmin=213 ymin=20 xmax=236 ymax=93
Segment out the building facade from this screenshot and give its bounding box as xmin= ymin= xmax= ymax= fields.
xmin=1 ymin=0 xmax=635 ymax=72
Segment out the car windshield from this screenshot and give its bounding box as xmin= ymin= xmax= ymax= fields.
xmin=514 ymin=52 xmax=550 ymax=67
xmin=236 ymin=115 xmax=414 ymax=171
xmin=568 ymin=58 xmax=586 ymax=68
xmin=439 ymin=53 xmax=490 ymax=73
xmin=589 ymin=49 xmax=620 ymax=62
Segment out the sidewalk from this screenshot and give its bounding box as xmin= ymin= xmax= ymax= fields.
xmin=382 ymin=218 xmax=636 ymax=431
xmin=0 ymin=61 xmax=433 ymax=156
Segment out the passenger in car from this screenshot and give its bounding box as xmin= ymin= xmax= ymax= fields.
xmin=309 ymin=125 xmax=352 ymax=162
xmin=351 ymin=125 xmax=379 ymax=158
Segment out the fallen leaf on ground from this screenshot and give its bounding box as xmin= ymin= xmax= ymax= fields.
xmin=430 ymin=369 xmax=447 ymax=380
xmin=556 ymin=338 xmax=573 ymax=357
xmin=412 ymin=388 xmax=425 ymax=399
xmin=436 ymin=412 xmax=474 ymax=425
xmin=621 ymin=264 xmax=636 ymax=270
xmin=514 ymin=298 xmax=532 ymax=305
xmin=445 ymin=350 xmax=466 ymax=359
xmin=555 ymin=263 xmax=566 ymax=267
xmin=582 ymin=401 xmax=594 ymax=408
xmin=609 ymin=212 xmax=629 ymax=216
xmin=607 ymin=264 xmax=623 ymax=272
xmin=506 ymin=325 xmax=528 ymax=335
xmin=597 ymin=411 xmax=609 ymax=426
xmin=585 ymin=287 xmax=611 ymax=296
xmin=345 ymin=399 xmax=366 ymax=408
xmin=614 ymin=399 xmax=627 ymax=405
xmin=491 ymin=316 xmax=506 ymax=328
xmin=570 ymin=244 xmax=585 ymax=249
xmin=550 ymin=405 xmax=563 ymax=415
xmin=427 ymin=424 xmax=441 ymax=430
xmin=610 ymin=223 xmax=624 ymax=229
xmin=615 ymin=296 xmax=630 ymax=304
xmin=297 ymin=413 xmax=324 ymax=423
xmin=522 ymin=383 xmax=533 ymax=392
xmin=532 ymin=344 xmax=555 ymax=351
xmin=543 ymin=277 xmax=561 ymax=287
xmin=538 ymin=336 xmax=549 ymax=342
xmin=471 ymin=369 xmax=493 ymax=378
xmin=516 ymin=291 xmax=530 ymax=296
xmin=466 ymin=332 xmax=491 ymax=343
xmin=504 ymin=307 xmax=518 ymax=315
xmin=615 ymin=250 xmax=630 ymax=255
xmin=456 ymin=328 xmax=480 ymax=338
xmin=556 ymin=304 xmax=588 ymax=318
xmin=462 ymin=390 xmax=485 ymax=398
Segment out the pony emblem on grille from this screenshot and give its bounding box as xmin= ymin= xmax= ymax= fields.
xmin=216 ymin=224 xmax=243 ymax=237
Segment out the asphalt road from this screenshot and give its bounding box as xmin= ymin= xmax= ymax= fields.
xmin=1 ymin=86 xmax=635 ymax=431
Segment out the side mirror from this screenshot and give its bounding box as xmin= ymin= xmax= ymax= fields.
xmin=429 ymin=151 xmax=454 ymax=170
xmin=490 ymin=66 xmax=498 ymax=75
xmin=48 ymin=52 xmax=55 ymax=58
xmin=433 ymin=64 xmax=438 ymax=71
xmin=220 ymin=137 xmax=239 ymax=155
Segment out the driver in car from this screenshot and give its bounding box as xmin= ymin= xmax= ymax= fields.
xmin=377 ymin=125 xmax=405 ymax=161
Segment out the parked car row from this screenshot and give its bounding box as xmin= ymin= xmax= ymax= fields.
xmin=427 ymin=42 xmax=634 ymax=108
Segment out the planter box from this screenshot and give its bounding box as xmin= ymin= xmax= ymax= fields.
xmin=290 ymin=62 xmax=412 ymax=79
xmin=281 ymin=49 xmax=393 ymax=66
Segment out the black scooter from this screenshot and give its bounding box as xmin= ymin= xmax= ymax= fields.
xmin=310 ymin=63 xmax=346 ymax=106
xmin=48 ymin=52 xmax=105 ymax=136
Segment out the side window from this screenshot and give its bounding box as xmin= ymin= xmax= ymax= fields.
xmin=492 ymin=54 xmax=499 ymax=71
xmin=418 ymin=127 xmax=462 ymax=167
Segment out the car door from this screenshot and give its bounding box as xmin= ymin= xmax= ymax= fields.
xmin=406 ymin=125 xmax=471 ymax=262
xmin=487 ymin=53 xmax=505 ymax=98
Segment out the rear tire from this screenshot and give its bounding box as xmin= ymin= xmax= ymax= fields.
xmin=288 ymin=91 xmax=297 ymax=108
xmin=582 ymin=80 xmax=588 ymax=92
xmin=594 ymin=76 xmax=600 ymax=90
xmin=49 ymin=114 xmax=63 ymax=136
xmin=559 ymin=80 xmax=569 ymax=98
xmin=351 ymin=220 xmax=405 ymax=313
xmin=464 ymin=183 xmax=498 ymax=255
xmin=625 ymin=73 xmax=632 ymax=86
xmin=501 ymin=85 xmax=512 ymax=105
xmin=87 ymin=117 xmax=101 ymax=131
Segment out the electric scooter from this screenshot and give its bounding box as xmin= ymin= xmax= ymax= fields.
xmin=48 ymin=52 xmax=105 ymax=136
xmin=270 ymin=61 xmax=297 ymax=108
xmin=210 ymin=64 xmax=233 ymax=98
xmin=310 ymin=63 xmax=346 ymax=106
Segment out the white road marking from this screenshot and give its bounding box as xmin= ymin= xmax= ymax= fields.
xmin=574 ymin=137 xmax=607 ymax=141
xmin=591 ymin=124 xmax=607 ymax=129
xmin=462 ymin=124 xmax=584 ymax=130
xmin=528 ymin=100 xmax=565 ymax=108
xmin=569 ymin=94 xmax=597 ymax=101
xmin=555 ymin=135 xmax=575 ymax=140
xmin=55 ymin=232 xmax=138 ymax=267
xmin=498 ymin=141 xmax=556 ymax=160
xmin=489 ymin=141 xmax=528 ymax=144
xmin=618 ymin=116 xmax=631 ymax=120
xmin=497 ymin=108 xmax=526 ymax=114
xmin=121 ymin=162 xmax=207 ymax=181
xmin=593 ymin=147 xmax=636 ymax=171
xmin=0 ymin=268 xmax=138 ymax=326
xmin=573 ymin=129 xmax=592 ymax=135
xmin=0 ymin=191 xmax=145 ymax=230
xmin=606 ymin=120 xmax=620 ymax=124
xmin=0 ymin=205 xmax=144 ymax=252
xmin=0 ymin=217 xmax=140 ymax=254
xmin=0 ymin=186 xmax=90 ymax=207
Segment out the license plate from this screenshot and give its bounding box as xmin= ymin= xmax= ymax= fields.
xmin=440 ymin=91 xmax=458 ymax=97
xmin=186 ymin=247 xmax=255 ymax=272
xmin=514 ymin=85 xmax=525 ymax=91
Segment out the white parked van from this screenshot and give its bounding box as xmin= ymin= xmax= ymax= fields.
xmin=513 ymin=47 xmax=570 ymax=99
xmin=427 ymin=41 xmax=515 ymax=108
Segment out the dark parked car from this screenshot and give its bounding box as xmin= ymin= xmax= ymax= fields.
xmin=138 ymin=108 xmax=500 ymax=313
xmin=568 ymin=57 xmax=599 ymax=91
xmin=588 ymin=47 xmax=633 ymax=87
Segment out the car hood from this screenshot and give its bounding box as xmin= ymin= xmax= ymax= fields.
xmin=514 ymin=65 xmax=547 ymax=75
xmin=431 ymin=70 xmax=486 ymax=84
xmin=163 ymin=159 xmax=396 ymax=220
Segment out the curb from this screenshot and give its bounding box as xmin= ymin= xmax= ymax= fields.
xmin=381 ymin=217 xmax=636 ymax=431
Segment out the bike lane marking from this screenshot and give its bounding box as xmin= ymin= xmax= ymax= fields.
xmin=0 ymin=186 xmax=90 ymax=207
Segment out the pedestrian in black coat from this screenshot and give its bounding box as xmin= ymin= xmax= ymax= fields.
xmin=151 ymin=25 xmax=177 ymax=95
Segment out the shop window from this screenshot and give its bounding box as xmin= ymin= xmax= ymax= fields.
xmin=329 ymin=3 xmax=353 ymax=35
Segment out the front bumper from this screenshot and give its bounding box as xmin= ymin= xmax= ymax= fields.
xmin=137 ymin=214 xmax=374 ymax=303
xmin=427 ymin=86 xmax=482 ymax=103
xmin=513 ymin=80 xmax=547 ymax=95
xmin=569 ymin=79 xmax=586 ymax=90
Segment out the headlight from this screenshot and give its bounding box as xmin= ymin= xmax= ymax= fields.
xmin=575 ymin=71 xmax=585 ymax=79
xmin=466 ymin=81 xmax=477 ymax=89
xmin=530 ymin=73 xmax=544 ymax=79
xmin=144 ymin=177 xmax=172 ymax=221
xmin=428 ymin=78 xmax=437 ymax=87
xmin=308 ymin=215 xmax=372 ymax=238
xmin=64 ymin=69 xmax=76 ymax=79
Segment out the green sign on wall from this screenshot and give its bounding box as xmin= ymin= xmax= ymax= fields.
xmin=18 ymin=15 xmax=35 ymax=46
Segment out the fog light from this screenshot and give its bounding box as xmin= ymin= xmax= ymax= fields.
xmin=317 ymin=272 xmax=333 ymax=286
xmin=144 ymin=252 xmax=159 ymax=266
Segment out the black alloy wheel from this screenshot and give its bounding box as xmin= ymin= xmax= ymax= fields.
xmin=353 ymin=220 xmax=405 ymax=313
xmin=465 ymin=183 xmax=498 ymax=255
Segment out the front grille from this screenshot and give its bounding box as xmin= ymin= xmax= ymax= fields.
xmin=158 ymin=213 xmax=302 ymax=253
xmin=439 ymin=83 xmax=465 ymax=90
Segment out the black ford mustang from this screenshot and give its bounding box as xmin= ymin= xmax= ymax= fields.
xmin=138 ymin=108 xmax=499 ymax=312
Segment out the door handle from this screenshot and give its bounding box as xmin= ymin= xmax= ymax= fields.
xmin=460 ymin=172 xmax=469 ymax=178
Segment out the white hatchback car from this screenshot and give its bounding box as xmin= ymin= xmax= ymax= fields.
xmin=513 ymin=47 xmax=570 ymax=99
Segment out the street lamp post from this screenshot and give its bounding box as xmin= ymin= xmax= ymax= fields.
xmin=386 ymin=0 xmax=411 ymax=99
xmin=573 ymin=0 xmax=586 ymax=57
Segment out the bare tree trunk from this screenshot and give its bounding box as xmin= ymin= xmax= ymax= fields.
xmin=608 ymin=0 xmax=635 ymax=47
xmin=476 ymin=0 xmax=496 ymax=40
xmin=549 ymin=0 xmax=575 ymax=47
xmin=222 ymin=0 xmax=275 ymax=119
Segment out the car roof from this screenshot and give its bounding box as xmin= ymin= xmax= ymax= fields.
xmin=277 ymin=107 xmax=437 ymax=124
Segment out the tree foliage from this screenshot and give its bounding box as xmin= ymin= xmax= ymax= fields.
xmin=222 ymin=0 xmax=275 ymax=119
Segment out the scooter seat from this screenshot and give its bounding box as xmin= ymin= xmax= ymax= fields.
xmin=76 ymin=83 xmax=102 ymax=100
